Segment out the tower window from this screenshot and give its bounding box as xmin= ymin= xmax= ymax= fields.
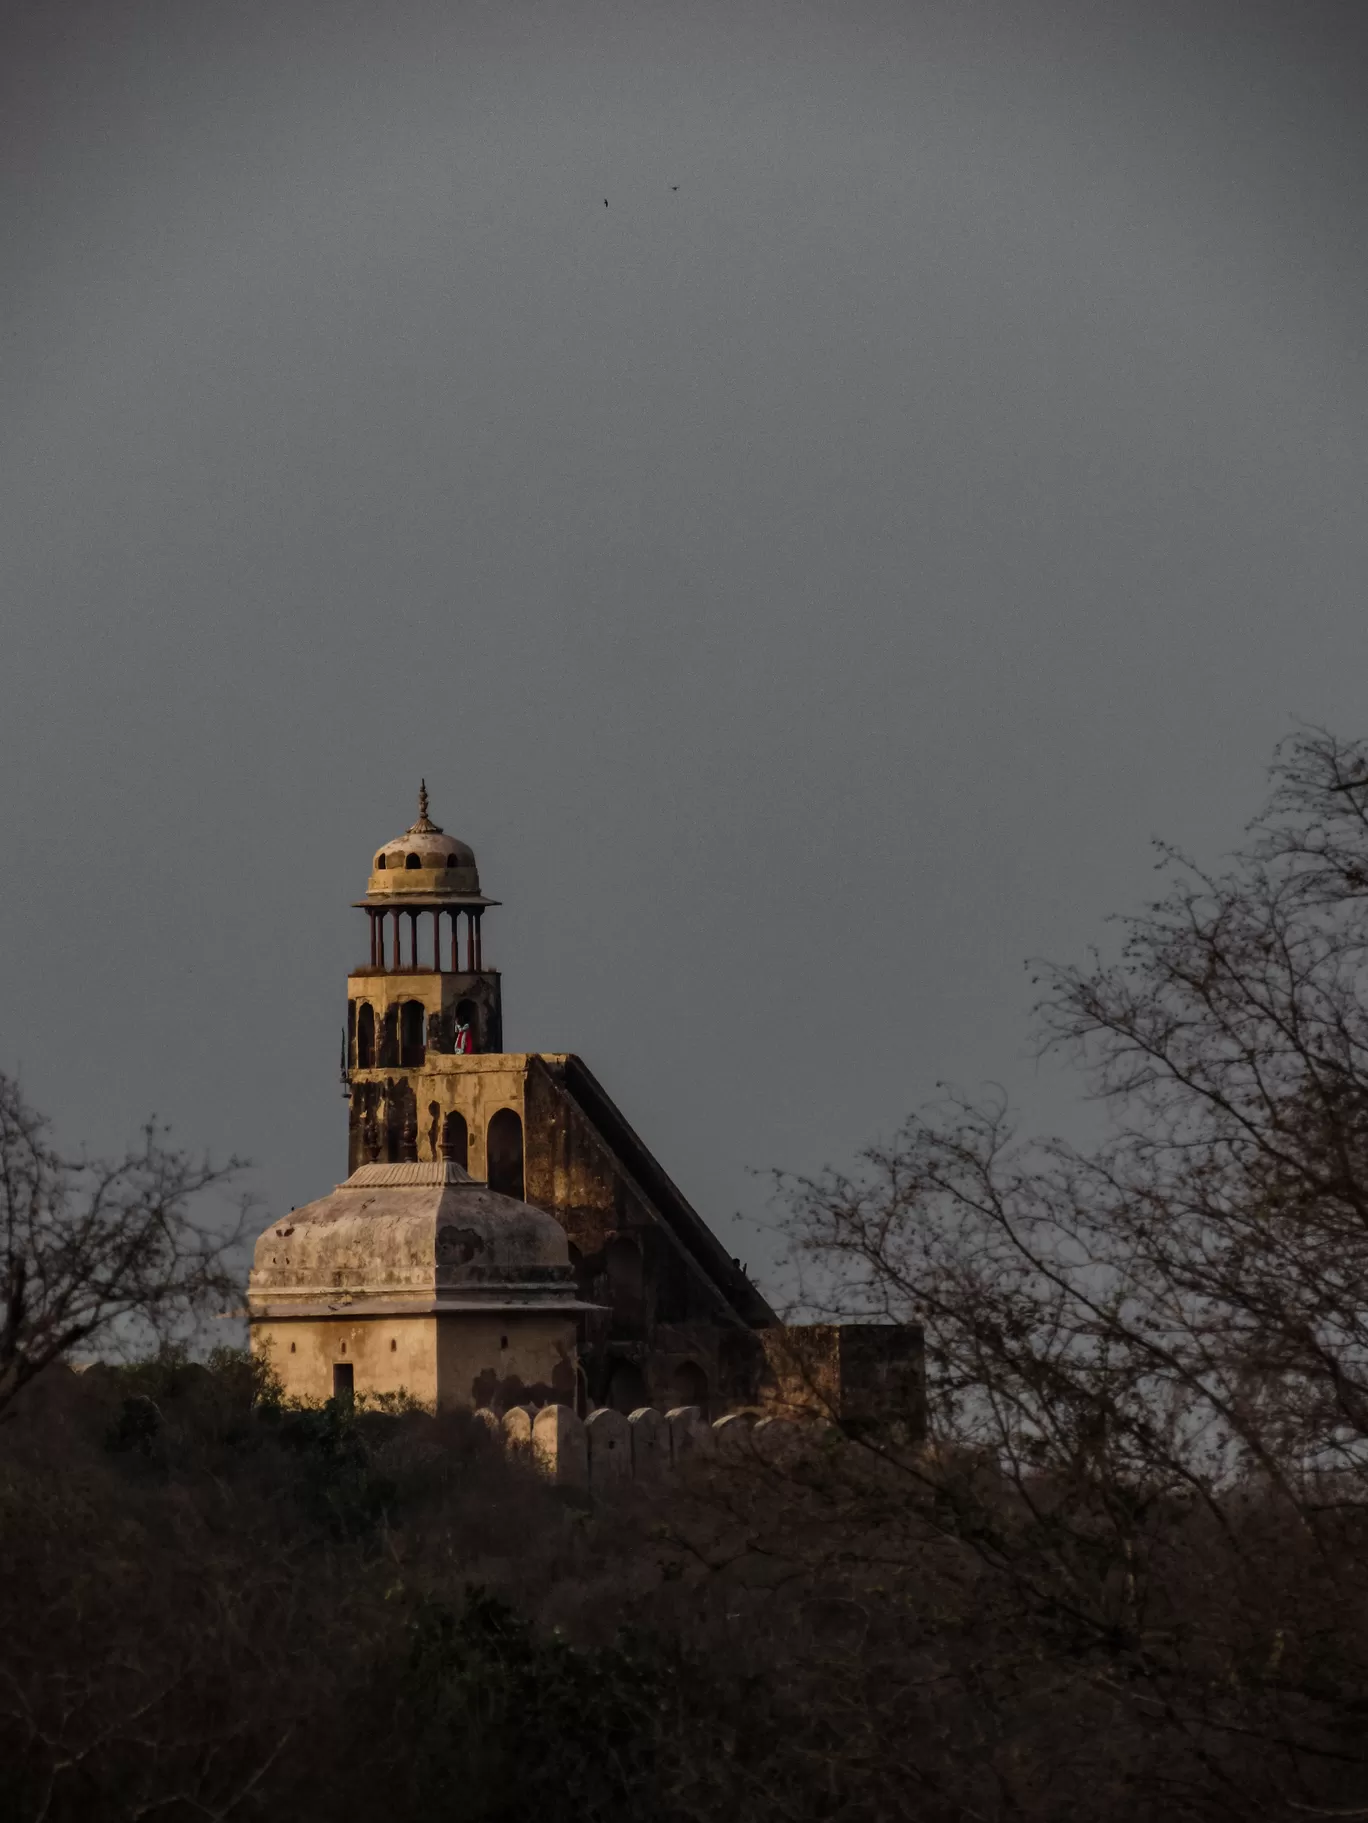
xmin=445 ymin=854 xmax=458 ymax=867
xmin=390 ymin=1338 xmax=397 ymax=1352
xmin=404 ymin=852 xmax=421 ymax=870
xmin=486 ymin=1108 xmax=525 ymax=1201
xmin=400 ymin=1000 xmax=426 ymax=1068
xmin=356 ymin=1003 xmax=375 ymax=1069
xmin=376 ymin=854 xmax=387 ymax=870
xmin=441 ymin=1109 xmax=469 ymax=1169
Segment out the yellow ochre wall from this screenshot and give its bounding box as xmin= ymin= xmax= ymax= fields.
xmin=252 ymin=1311 xmax=578 ymax=1413
xmin=253 ymin=1315 xmax=438 ymax=1407
xmin=346 ymin=1039 xmax=536 ymax=1177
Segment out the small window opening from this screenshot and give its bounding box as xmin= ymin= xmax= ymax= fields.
xmin=400 ymin=1000 xmax=426 ymax=1068
xmin=356 ymin=1003 xmax=376 ymax=1069
xmin=290 ymin=1341 xmax=296 ymax=1354
xmin=390 ymin=1338 xmax=397 ymax=1352
xmin=500 ymin=1335 xmax=509 ymax=1350
xmin=441 ymin=1109 xmax=469 ymax=1168
xmin=340 ymin=1341 xmax=347 ymax=1354
xmin=376 ymin=854 xmax=387 ymax=870
xmin=445 ymin=854 xmax=458 ymax=867
xmin=404 ymin=852 xmax=421 ymax=869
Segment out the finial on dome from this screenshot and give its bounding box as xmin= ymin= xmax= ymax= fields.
xmin=407 ymin=780 xmax=442 ymax=836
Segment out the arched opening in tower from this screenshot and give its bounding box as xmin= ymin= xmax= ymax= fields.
xmin=356 ymin=1003 xmax=375 ymax=1069
xmin=454 ymin=997 xmax=478 ymax=1054
xmin=605 ymin=1233 xmax=645 ymax=1308
xmin=486 ymin=1108 xmax=524 ymax=1200
xmin=441 ymin=1109 xmax=469 ymax=1170
xmin=399 ymin=1001 xmax=426 ymax=1068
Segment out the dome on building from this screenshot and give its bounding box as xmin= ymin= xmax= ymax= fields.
xmin=363 ymin=782 xmax=486 ymax=902
xmin=248 ymin=1159 xmax=593 ymax=1318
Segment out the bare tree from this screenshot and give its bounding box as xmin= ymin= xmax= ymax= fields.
xmin=777 ymin=728 xmax=1368 ymax=1818
xmin=0 ymin=1073 xmax=251 ymax=1415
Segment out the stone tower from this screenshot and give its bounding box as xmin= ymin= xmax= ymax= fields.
xmin=340 ymin=792 xmax=925 ymax=1429
xmin=347 ymin=784 xmax=504 ymax=1176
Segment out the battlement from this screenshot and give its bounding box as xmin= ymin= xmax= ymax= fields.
xmin=467 ymin=1400 xmax=911 ymax=1494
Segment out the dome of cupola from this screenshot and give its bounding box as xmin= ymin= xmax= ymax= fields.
xmin=363 ymin=782 xmax=487 ymax=902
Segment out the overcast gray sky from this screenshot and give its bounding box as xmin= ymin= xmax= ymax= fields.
xmin=3 ymin=0 xmax=1367 ymax=1294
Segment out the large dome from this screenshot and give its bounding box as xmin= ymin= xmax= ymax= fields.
xmin=247 ymin=1160 xmax=594 ymax=1318
xmin=363 ymin=783 xmax=484 ymax=901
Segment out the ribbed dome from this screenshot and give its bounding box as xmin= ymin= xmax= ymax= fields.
xmin=365 ymin=783 xmax=482 ymax=900
xmin=247 ymin=1157 xmax=595 ymax=1318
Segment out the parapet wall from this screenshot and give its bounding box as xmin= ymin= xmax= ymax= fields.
xmin=478 ymin=1402 xmax=837 ymax=1494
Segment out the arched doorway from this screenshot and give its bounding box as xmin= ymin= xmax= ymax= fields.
xmin=605 ymin=1234 xmax=644 ymax=1300
xmin=399 ymin=1001 xmax=426 ymax=1068
xmin=441 ymin=1109 xmax=468 ymax=1170
xmin=486 ymin=1108 xmax=524 ymax=1200
xmin=453 ymin=997 xmax=478 ymax=1054
xmin=356 ymin=1003 xmax=375 ymax=1069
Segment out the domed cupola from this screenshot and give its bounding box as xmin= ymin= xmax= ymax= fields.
xmin=366 ymin=782 xmax=483 ymax=899
xmin=352 ymin=783 xmax=500 ymax=979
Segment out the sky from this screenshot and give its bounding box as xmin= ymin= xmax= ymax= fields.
xmin=2 ymin=0 xmax=1367 ymax=1299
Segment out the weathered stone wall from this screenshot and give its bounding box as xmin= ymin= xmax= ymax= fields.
xmin=253 ymin=1315 xmax=439 ymax=1406
xmin=485 ymin=1402 xmax=853 ymax=1496
xmin=435 ymin=1311 xmax=578 ymax=1413
xmin=251 ymin=1311 xmax=578 ymax=1414
xmin=760 ymin=1322 xmax=926 ymax=1438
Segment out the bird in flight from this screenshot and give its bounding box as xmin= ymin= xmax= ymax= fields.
xmin=604 ymin=198 xmax=608 ymax=207
xmin=671 ymin=185 xmax=679 ymax=191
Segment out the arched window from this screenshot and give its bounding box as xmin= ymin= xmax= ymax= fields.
xmin=356 ymin=1003 xmax=376 ymax=1069
xmin=375 ymin=854 xmax=387 ymax=870
xmin=669 ymin=1361 xmax=709 ymax=1416
xmin=404 ymin=852 xmax=421 ymax=870
xmin=453 ymin=997 xmax=478 ymax=1054
xmin=441 ymin=1109 xmax=468 ymax=1170
xmin=605 ymin=1234 xmax=644 ymax=1302
xmin=445 ymin=854 xmax=458 ymax=868
xmin=399 ymin=1001 xmax=425 ymax=1068
xmin=486 ymin=1108 xmax=524 ymax=1200
xmin=606 ymin=1359 xmax=649 ymax=1416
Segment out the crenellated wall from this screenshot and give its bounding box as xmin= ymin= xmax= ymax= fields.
xmin=471 ymin=1401 xmax=847 ymax=1495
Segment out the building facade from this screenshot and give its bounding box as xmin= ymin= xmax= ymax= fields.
xmin=250 ymin=789 xmax=924 ymax=1429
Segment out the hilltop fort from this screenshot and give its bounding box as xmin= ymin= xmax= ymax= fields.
xmin=248 ymin=788 xmax=922 ymax=1431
